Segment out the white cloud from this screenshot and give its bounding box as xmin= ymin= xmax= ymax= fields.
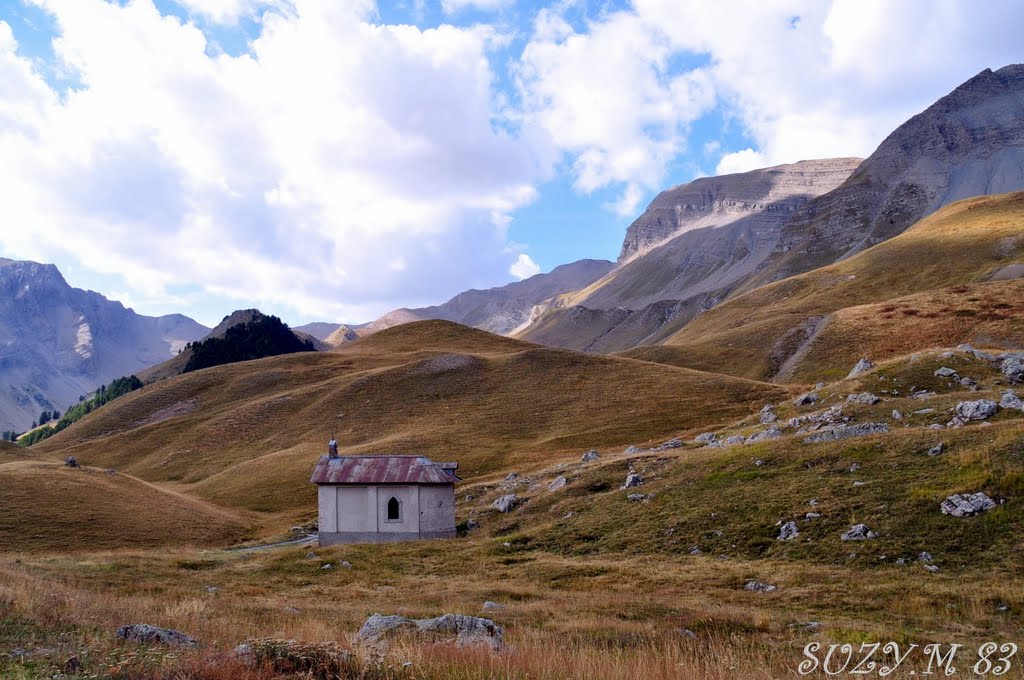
xmin=172 ymin=0 xmax=282 ymax=24
xmin=508 ymin=253 xmax=540 ymax=280
xmin=0 ymin=0 xmax=545 ymax=323
xmin=715 ymin=148 xmax=767 ymax=176
xmin=516 ymin=7 xmax=715 ymax=211
xmin=441 ymin=0 xmax=513 ymax=14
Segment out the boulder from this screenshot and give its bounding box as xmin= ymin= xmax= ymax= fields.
xmin=940 ymin=492 xmax=997 ymax=518
xmin=724 ymin=435 xmax=746 ymax=446
xmin=1000 ymin=391 xmax=1024 ymax=411
xmin=892 ymin=410 xmax=903 ymax=420
xmin=927 ymin=443 xmax=945 ymax=457
xmin=744 ymin=581 xmax=777 ymax=593
xmin=547 ymin=476 xmax=567 ymax=492
xmin=934 ymin=367 xmax=959 ymax=378
xmin=794 ymin=392 xmax=818 ymax=407
xmin=492 ymin=495 xmax=518 ymax=513
xmin=355 ymin=614 xmax=504 ymax=651
xmin=623 ymin=445 xmax=641 ymax=455
xmin=759 ymin=405 xmax=777 ymax=424
xmin=503 ymin=472 xmax=518 ymax=483
xmin=581 ymin=450 xmax=600 ymax=462
xmin=65 ymin=457 xmax=80 ymax=468
xmin=481 ymin=601 xmax=506 ymax=613
xmin=805 ymin=512 xmax=821 ymax=520
xmin=917 ymin=551 xmax=933 ymax=563
xmin=116 ymin=624 xmax=198 ymax=649
xmin=235 ymin=638 xmax=352 ymax=674
xmin=746 ymin=427 xmax=782 ymax=444
xmin=803 ymin=423 xmax=888 ymax=443
xmin=847 ymin=358 xmax=874 ymax=379
xmin=777 ymin=521 xmax=799 ymax=541
xmin=846 ymin=392 xmax=880 ymax=405
xmin=652 ymin=437 xmax=683 ymax=451
xmin=621 ymin=472 xmax=644 ymax=489
xmin=626 ymin=493 xmax=650 ymax=502
xmin=841 ymin=524 xmax=878 ymax=541
xmin=1002 ymin=357 xmax=1024 ymax=383
xmin=693 ymin=432 xmax=717 ymax=445
xmin=955 ymin=400 xmax=999 ymax=421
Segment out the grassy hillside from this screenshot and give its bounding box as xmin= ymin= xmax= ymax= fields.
xmin=31 ymin=320 xmax=788 ymax=517
xmin=660 ymin=191 xmax=1024 ymax=381
xmin=0 ymin=461 xmax=251 ymax=552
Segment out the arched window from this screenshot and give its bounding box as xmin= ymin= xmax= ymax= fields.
xmin=387 ymin=496 xmax=400 ymax=521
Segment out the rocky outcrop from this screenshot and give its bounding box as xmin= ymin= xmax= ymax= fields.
xmin=803 ymin=423 xmax=888 ymax=443
xmin=116 ymin=624 xmax=198 ymax=648
xmin=355 ymin=613 xmax=503 ymax=651
xmin=492 ymin=495 xmax=518 ymax=513
xmin=941 ymin=492 xmax=997 ymax=517
xmin=765 ymin=64 xmax=1024 ymax=284
xmin=955 ymin=400 xmax=999 ymax=421
xmin=0 ymin=259 xmax=209 ymax=431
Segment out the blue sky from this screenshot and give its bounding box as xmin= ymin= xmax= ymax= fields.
xmin=0 ymin=0 xmax=1021 ymax=327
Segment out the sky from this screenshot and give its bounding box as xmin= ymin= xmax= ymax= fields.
xmin=0 ymin=0 xmax=1021 ymax=327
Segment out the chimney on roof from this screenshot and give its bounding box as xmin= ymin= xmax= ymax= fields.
xmin=328 ymin=436 xmax=338 ymax=459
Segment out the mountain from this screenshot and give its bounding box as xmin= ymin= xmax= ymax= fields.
xmin=516 ymin=64 xmax=1024 ymax=353
xmin=293 ymin=322 xmax=342 ymax=341
xmin=0 ymin=259 xmax=209 ymax=432
xmin=642 ymin=190 xmax=1024 ymax=382
xmin=516 ymin=159 xmax=861 ymax=350
xmin=138 ymin=309 xmax=323 ymax=382
xmin=324 ymin=323 xmax=359 ymax=346
xmin=366 ymin=259 xmax=614 ymax=336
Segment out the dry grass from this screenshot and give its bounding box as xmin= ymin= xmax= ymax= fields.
xmin=660 ymin=190 xmax=1024 ymax=381
xmin=0 ymin=461 xmax=252 ymax=552
xmin=28 ymin=320 xmax=787 ymax=522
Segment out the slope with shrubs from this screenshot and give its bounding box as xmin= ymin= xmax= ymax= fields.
xmin=654 ymin=191 xmax=1024 ymax=382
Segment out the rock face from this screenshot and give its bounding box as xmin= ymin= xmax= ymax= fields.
xmin=941 ymin=492 xmax=997 ymax=517
xmin=366 ymin=259 xmax=614 ymax=337
xmin=0 ymin=259 xmax=209 ymax=432
xmin=116 ymin=624 xmax=198 ymax=648
xmin=355 ymin=613 xmax=503 ymax=651
xmin=767 ymin=64 xmax=1024 ymax=283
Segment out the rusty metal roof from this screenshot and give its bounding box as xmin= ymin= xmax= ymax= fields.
xmin=310 ymin=455 xmax=460 ymax=485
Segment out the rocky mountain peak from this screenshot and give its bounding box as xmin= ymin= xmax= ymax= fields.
xmin=618 ymin=158 xmax=862 ymax=262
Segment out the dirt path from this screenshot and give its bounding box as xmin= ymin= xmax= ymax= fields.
xmin=772 ymin=314 xmax=831 ymax=383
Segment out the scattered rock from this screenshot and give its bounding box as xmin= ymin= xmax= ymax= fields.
xmin=918 ymin=551 xmax=933 ymax=563
xmin=548 ymin=476 xmax=567 ymax=492
xmin=805 ymin=512 xmax=821 ymax=520
xmin=848 ymin=462 xmax=861 ymax=472
xmin=744 ymin=581 xmax=777 ymax=593
xmin=305 ymin=552 xmax=318 ymax=559
xmin=492 ymin=495 xmax=518 ymax=513
xmin=914 ymin=408 xmax=936 ymax=414
xmin=355 ymin=613 xmax=504 ymax=651
xmin=481 ymin=601 xmax=506 ymax=613
xmin=790 ymin=622 xmax=823 ymax=632
xmin=841 ymin=524 xmax=878 ymax=541
xmin=924 ymin=564 xmax=940 ymax=573
xmin=623 ymin=445 xmax=641 ymax=455
xmin=65 ymin=457 xmax=80 ymax=468
xmin=677 ymin=628 xmax=698 ymax=638
xmin=466 ymin=519 xmax=480 ymax=530
xmin=808 ymin=499 xmax=819 ymax=507
xmin=205 ymin=586 xmax=219 ymax=594
xmin=927 ymin=443 xmax=945 ymax=457
xmin=746 ymin=426 xmax=782 ymax=443
xmin=955 ymin=400 xmax=999 ymax=421
xmin=581 ymin=450 xmax=600 ymax=462
xmin=116 ymin=624 xmax=198 ymax=649
xmin=912 ymin=390 xmax=937 ymax=399
xmin=322 ymin=564 xmax=333 ymax=570
xmin=503 ymin=472 xmax=518 ymax=483
xmin=340 ymin=561 xmax=353 ymax=569
xmin=892 ymin=410 xmax=903 ymax=420
xmin=941 ymin=492 xmax=997 ymax=517
xmin=688 ymin=546 xmax=702 ymax=556
xmin=846 ymin=392 xmax=880 ymax=405
xmin=853 ymin=481 xmax=866 ymax=487
xmin=105 ymin=468 xmax=117 ymax=476
xmin=754 ymin=459 xmax=765 ymax=466
xmin=960 ymin=376 xmax=977 ymax=387
xmin=1002 ymin=357 xmax=1024 ymax=383
xmin=724 ymin=435 xmax=746 ymax=446
xmin=621 ymin=472 xmax=644 ymax=489
xmin=652 ymin=437 xmax=683 ymax=451
xmin=1000 ymin=391 xmax=1024 ymax=411
xmin=694 ymin=432 xmax=717 ymax=445
xmin=759 ymin=405 xmax=777 ymax=424
xmin=777 ymin=521 xmax=799 ymax=540
xmin=934 ymin=367 xmax=959 ymax=379
xmin=627 ymin=492 xmax=654 ymax=503
xmin=794 ymin=392 xmax=818 ymax=407
xmin=803 ymin=422 xmax=889 ymax=443
xmin=788 ymin=405 xmax=846 ymax=430
xmin=847 ymin=358 xmax=874 ymax=379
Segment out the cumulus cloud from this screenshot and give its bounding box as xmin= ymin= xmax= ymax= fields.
xmin=441 ymin=0 xmax=513 ymax=14
xmin=508 ymin=253 xmax=540 ymax=280
xmin=0 ymin=0 xmax=544 ymax=322
xmin=716 ymin=148 xmax=768 ymax=176
xmin=516 ymin=6 xmax=716 ymax=214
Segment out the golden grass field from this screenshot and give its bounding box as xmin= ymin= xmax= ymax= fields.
xmin=656 ymin=191 xmax=1024 ymax=381
xmin=3 ymin=194 xmax=1024 ymax=678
